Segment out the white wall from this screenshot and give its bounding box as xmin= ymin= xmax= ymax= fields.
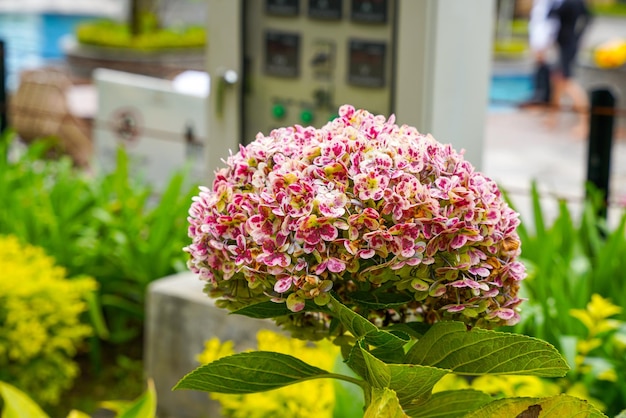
xmin=395 ymin=0 xmax=495 ymax=170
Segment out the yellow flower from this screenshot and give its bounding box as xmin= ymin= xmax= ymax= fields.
xmin=576 ymin=338 xmax=603 ymax=356
xmin=594 ymin=38 xmax=626 ymax=69
xmin=597 ymin=368 xmax=618 ymax=383
xmin=565 ymin=382 xmax=606 ymax=412
xmin=588 ymin=294 xmax=622 ymax=319
xmin=432 ymin=374 xmax=470 ymax=392
xmin=197 ymin=329 xmax=340 ymax=418
xmin=570 ymin=294 xmax=622 ymax=337
xmin=0 ymin=235 xmax=96 ymax=405
xmin=469 ymin=375 xmax=561 ymax=398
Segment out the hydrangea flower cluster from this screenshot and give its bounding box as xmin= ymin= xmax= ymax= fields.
xmin=185 ymin=105 xmax=526 ymax=331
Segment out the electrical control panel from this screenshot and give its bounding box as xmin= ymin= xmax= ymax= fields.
xmin=242 ymin=0 xmax=395 ymax=142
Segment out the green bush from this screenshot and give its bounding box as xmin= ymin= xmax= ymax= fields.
xmin=506 ymin=181 xmax=626 ymax=416
xmin=0 ymin=235 xmax=95 ymax=406
xmin=76 ymin=18 xmax=206 ymax=50
xmin=0 ymin=379 xmax=157 ymax=418
xmin=0 ymin=135 xmax=198 ymax=346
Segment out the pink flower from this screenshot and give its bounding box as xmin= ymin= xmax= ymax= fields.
xmin=184 ymin=104 xmax=527 ymax=330
xmin=315 ymin=187 xmax=349 ymax=217
xmin=353 ymin=171 xmax=390 ymax=201
xmin=295 ymin=215 xmax=339 ymax=246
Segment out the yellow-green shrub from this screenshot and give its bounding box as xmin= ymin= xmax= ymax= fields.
xmin=76 ymin=19 xmax=206 ymax=50
xmin=0 ymin=235 xmax=95 ymax=406
xmin=197 ymin=330 xmax=339 ymax=418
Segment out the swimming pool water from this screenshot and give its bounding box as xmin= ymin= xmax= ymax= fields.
xmin=489 ymin=74 xmax=534 ymax=111
xmin=0 ymin=13 xmax=97 ymax=90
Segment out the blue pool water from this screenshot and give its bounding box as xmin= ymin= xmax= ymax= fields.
xmin=489 ymin=74 xmax=534 ymax=111
xmin=0 ymin=13 xmax=97 ymax=90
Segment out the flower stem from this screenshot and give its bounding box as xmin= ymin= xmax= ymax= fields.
xmin=325 ymin=372 xmax=368 ymax=391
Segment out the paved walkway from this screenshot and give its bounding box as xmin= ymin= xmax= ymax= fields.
xmin=483 ymin=108 xmax=626 ymax=226
xmin=486 ymin=15 xmax=626 ymax=226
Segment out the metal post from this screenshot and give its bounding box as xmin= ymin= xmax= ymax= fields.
xmin=585 ymin=88 xmax=616 ymax=219
xmin=0 ymin=40 xmax=7 ymax=135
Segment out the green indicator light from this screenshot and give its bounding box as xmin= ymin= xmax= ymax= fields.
xmin=272 ymin=104 xmax=286 ymax=119
xmin=300 ymin=109 xmax=314 ymax=124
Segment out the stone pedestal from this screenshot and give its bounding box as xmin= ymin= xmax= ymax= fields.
xmin=145 ymin=272 xmax=280 ymax=418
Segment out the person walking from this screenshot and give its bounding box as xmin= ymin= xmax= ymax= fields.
xmin=523 ymin=0 xmax=560 ymax=106
xmin=548 ymin=0 xmax=592 ymax=137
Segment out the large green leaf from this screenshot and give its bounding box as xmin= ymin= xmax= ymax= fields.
xmin=347 ymin=341 xmax=449 ymax=408
xmin=404 ymin=390 xmax=493 ymax=418
xmin=388 ymin=363 xmax=449 ymax=407
xmin=174 ymin=351 xmax=334 ymax=394
xmin=405 ymin=322 xmax=568 ymax=377
xmin=328 ymin=296 xmax=409 ymax=351
xmin=464 ymin=394 xmax=607 ymax=417
xmin=0 ymin=382 xmax=49 ymax=418
xmin=364 ymin=388 xmax=409 ymax=418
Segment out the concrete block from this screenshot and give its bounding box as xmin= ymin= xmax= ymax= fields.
xmin=145 ymin=272 xmax=280 ymax=418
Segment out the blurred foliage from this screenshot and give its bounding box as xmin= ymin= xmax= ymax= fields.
xmin=0 ymin=379 xmax=156 ymax=418
xmin=0 ymin=133 xmax=198 ymax=347
xmin=504 ymin=181 xmax=626 ymax=416
xmin=510 ymin=19 xmax=529 ymax=37
xmin=591 ymin=2 xmax=626 ymax=17
xmin=76 ymin=16 xmax=206 ymax=50
xmin=0 ymin=235 xmax=95 ymax=406
xmin=493 ymin=39 xmax=529 ymax=58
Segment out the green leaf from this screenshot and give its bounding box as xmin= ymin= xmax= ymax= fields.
xmin=328 ymin=295 xmax=409 ymax=351
xmin=387 ymin=363 xmax=449 ymax=407
xmin=174 ymin=351 xmax=334 ymax=394
xmin=530 ymin=180 xmax=546 ymax=241
xmin=386 ymin=323 xmax=432 ymax=340
xmin=117 ymin=379 xmax=157 ymax=418
xmin=85 ymin=289 xmax=110 ymax=340
xmin=231 ymin=300 xmax=329 ymax=319
xmin=361 ymin=341 xmax=392 ymax=388
xmin=614 ymin=409 xmax=626 ymax=418
xmin=348 ymin=341 xmax=448 ymax=408
xmin=349 ymin=291 xmax=414 ymax=309
xmin=405 ymin=322 xmax=569 ymax=377
xmin=66 ymin=411 xmax=91 ymax=418
xmin=464 ymin=394 xmax=607 ymax=417
xmin=0 ymin=381 xmax=49 ymax=418
xmin=404 ymin=390 xmax=493 ymax=418
xmin=364 ymin=388 xmax=409 ymax=418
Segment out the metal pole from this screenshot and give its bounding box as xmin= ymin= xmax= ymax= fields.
xmin=585 ymin=88 xmax=616 ymax=219
xmin=0 ymin=40 xmax=7 ymax=134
